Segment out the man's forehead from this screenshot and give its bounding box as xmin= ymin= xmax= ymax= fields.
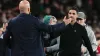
xmin=69 ymin=10 xmax=77 ymax=13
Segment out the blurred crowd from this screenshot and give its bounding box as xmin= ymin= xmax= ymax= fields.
xmin=0 ymin=0 xmax=100 ymax=39
xmin=0 ymin=0 xmax=100 ymax=56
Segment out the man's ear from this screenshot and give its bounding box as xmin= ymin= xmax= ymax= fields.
xmin=28 ymin=8 xmax=30 ymax=13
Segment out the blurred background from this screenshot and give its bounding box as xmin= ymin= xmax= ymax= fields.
xmin=0 ymin=0 xmax=100 ymax=39
xmin=0 ymin=0 xmax=100 ymax=52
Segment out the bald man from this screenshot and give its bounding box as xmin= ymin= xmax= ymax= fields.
xmin=3 ymin=0 xmax=69 ymax=56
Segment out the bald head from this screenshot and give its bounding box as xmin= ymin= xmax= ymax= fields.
xmin=19 ymin=0 xmax=30 ymax=14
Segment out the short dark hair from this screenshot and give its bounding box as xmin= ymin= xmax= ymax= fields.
xmin=68 ymin=6 xmax=79 ymax=13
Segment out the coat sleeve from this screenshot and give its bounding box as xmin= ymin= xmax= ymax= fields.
xmin=35 ymin=17 xmax=66 ymax=38
xmin=46 ymin=37 xmax=60 ymax=52
xmin=82 ymin=26 xmax=95 ymax=56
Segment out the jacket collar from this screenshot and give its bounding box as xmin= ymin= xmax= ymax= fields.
xmin=18 ymin=13 xmax=31 ymax=17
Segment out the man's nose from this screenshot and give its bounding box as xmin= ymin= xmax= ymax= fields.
xmin=70 ymin=14 xmax=73 ymax=16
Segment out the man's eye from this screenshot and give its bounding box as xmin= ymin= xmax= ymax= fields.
xmin=69 ymin=13 xmax=71 ymax=14
xmin=73 ymin=13 xmax=75 ymax=15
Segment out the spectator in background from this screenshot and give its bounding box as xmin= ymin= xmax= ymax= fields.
xmin=93 ymin=26 xmax=100 ymax=40
xmin=43 ymin=15 xmax=57 ymax=25
xmin=2 ymin=22 xmax=8 ymax=32
xmin=50 ymin=0 xmax=62 ymax=19
xmin=1 ymin=12 xmax=8 ymax=32
xmin=0 ymin=24 xmax=5 ymax=56
xmin=0 ymin=12 xmax=11 ymax=56
xmin=97 ymin=40 xmax=100 ymax=56
xmin=43 ymin=15 xmax=59 ymax=56
xmin=77 ymin=12 xmax=97 ymax=56
xmin=42 ymin=15 xmax=57 ymax=48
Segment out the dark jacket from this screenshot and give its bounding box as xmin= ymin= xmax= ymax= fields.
xmin=3 ymin=13 xmax=65 ymax=56
xmin=59 ymin=23 xmax=94 ymax=56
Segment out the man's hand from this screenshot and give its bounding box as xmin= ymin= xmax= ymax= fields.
xmin=44 ymin=47 xmax=47 ymax=52
xmin=63 ymin=16 xmax=72 ymax=25
xmin=81 ymin=45 xmax=87 ymax=54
